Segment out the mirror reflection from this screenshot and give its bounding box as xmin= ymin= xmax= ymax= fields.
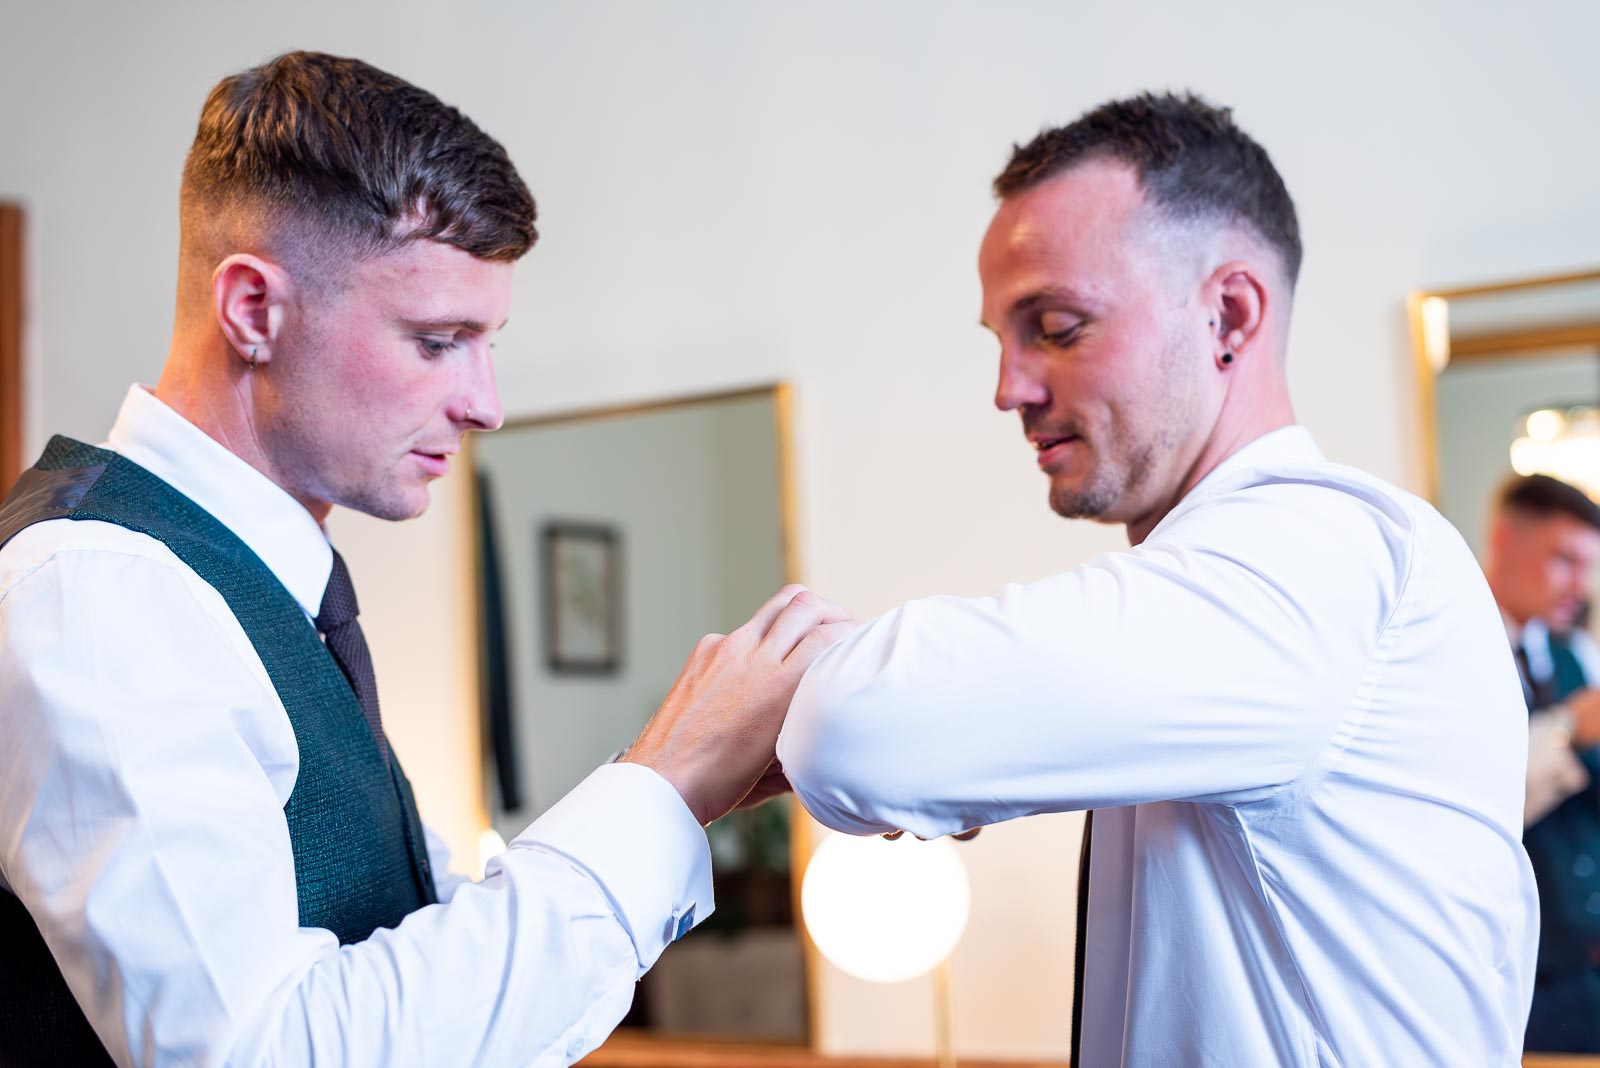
xmin=470 ymin=385 xmax=807 ymax=1042
xmin=1418 ymin=269 xmax=1600 ymax=577
xmin=1417 ymin=269 xmax=1600 ymax=1055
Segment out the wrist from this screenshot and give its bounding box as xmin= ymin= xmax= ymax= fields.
xmin=1549 ymin=706 xmax=1578 ymax=749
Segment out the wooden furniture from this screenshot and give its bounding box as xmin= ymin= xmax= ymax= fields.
xmin=579 ymin=1037 xmax=1600 ymax=1067
xmin=0 ymin=203 xmax=22 ymax=494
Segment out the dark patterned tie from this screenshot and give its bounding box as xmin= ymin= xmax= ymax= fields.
xmin=316 ymin=549 xmax=388 ymax=762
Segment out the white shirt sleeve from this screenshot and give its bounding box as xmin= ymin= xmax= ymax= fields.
xmin=0 ymin=537 xmax=710 ymax=1068
xmin=778 ymin=479 xmax=1407 ymax=838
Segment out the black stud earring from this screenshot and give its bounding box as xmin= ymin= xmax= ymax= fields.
xmin=1221 ymin=353 xmax=1234 ymax=365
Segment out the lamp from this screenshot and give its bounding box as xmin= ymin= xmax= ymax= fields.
xmin=1510 ymin=405 xmax=1600 ymax=500
xmin=801 ymin=831 xmax=972 ymax=1067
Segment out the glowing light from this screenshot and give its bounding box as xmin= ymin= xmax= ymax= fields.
xmin=1525 ymin=408 xmax=1565 ymax=443
xmin=801 ymin=832 xmax=970 ymax=984
xmin=1510 ymin=406 xmax=1600 ymax=500
xmin=1419 ymin=297 xmax=1451 ymax=373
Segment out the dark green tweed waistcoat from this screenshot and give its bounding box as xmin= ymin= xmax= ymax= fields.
xmin=0 ymin=436 xmax=437 ymax=1065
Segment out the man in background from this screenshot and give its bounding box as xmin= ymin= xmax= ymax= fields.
xmin=1484 ymin=472 xmax=1600 ymax=1051
xmin=778 ymin=92 xmax=1537 ymax=1065
xmin=0 ymin=51 xmax=844 ymax=1067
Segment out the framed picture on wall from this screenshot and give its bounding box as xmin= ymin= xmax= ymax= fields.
xmin=541 ymin=521 xmax=622 ymax=675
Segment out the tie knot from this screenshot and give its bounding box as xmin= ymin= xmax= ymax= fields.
xmin=316 ymin=549 xmax=361 ymax=632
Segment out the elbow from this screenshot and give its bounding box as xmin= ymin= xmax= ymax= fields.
xmin=778 ymin=657 xmax=905 ymax=836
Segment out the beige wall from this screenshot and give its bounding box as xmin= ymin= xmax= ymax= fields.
xmin=5 ymin=0 xmax=1600 ymax=1059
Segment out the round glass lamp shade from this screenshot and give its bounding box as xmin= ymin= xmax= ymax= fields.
xmin=801 ymin=832 xmax=971 ymax=984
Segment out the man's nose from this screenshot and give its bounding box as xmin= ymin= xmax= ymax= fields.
xmin=994 ymin=348 xmax=1049 ymax=412
xmin=461 ymin=349 xmax=504 ymax=431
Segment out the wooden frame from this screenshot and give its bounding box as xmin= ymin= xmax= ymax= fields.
xmin=1408 ymin=267 xmax=1600 ymax=504
xmin=0 ymin=204 xmax=22 ymax=495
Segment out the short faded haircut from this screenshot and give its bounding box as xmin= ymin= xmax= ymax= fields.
xmin=180 ymin=50 xmax=536 ymax=275
xmin=994 ymin=91 xmax=1302 ymax=288
xmin=1498 ymin=473 xmax=1600 ymax=531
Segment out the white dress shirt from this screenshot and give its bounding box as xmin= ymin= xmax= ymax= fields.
xmin=0 ymin=385 xmax=712 ymax=1068
xmin=779 ymin=427 xmax=1538 ymax=1067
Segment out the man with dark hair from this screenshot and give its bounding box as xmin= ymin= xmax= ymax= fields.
xmin=779 ymin=92 xmax=1537 ymax=1065
xmin=0 ymin=51 xmax=847 ymax=1066
xmin=1485 ymin=472 xmax=1600 ymax=1051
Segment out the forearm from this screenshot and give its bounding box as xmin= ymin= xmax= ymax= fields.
xmin=228 ymin=765 xmax=711 ymax=1068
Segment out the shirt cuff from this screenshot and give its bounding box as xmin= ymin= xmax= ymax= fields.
xmin=512 ymin=762 xmax=713 ymax=973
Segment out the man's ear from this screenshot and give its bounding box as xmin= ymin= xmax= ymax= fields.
xmin=212 ymin=253 xmax=290 ymax=370
xmin=1206 ymin=260 xmax=1269 ymax=369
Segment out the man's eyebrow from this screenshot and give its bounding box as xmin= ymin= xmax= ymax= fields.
xmin=1012 ymin=286 xmax=1093 ymax=314
xmin=404 ymin=316 xmax=511 ymax=333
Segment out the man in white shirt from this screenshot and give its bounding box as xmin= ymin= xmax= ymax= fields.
xmin=0 ymin=51 xmax=845 ymax=1067
xmin=777 ymin=92 xmax=1538 ymax=1065
xmin=1483 ymin=473 xmax=1600 ymax=1051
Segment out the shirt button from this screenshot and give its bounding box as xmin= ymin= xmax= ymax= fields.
xmin=1575 ymin=854 xmax=1597 ymax=879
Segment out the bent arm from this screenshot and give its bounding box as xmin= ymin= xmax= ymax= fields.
xmin=0 ymin=543 xmax=708 ymax=1068
xmin=777 ymin=482 xmax=1402 ymax=838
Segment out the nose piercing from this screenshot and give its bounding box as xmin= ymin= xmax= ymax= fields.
xmin=465 ymin=404 xmax=473 ymax=421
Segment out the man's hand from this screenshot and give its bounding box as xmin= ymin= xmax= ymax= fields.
xmin=623 ymin=585 xmax=857 ymax=825
xmin=1565 ymin=688 xmax=1600 ymax=749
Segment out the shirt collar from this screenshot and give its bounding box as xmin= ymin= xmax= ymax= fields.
xmin=1148 ymin=426 xmax=1325 ymax=539
xmin=105 ymin=385 xmax=333 ymax=618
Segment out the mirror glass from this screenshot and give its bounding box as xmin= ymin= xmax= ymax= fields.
xmin=470 ymin=385 xmax=808 ymax=1043
xmin=1417 ymin=269 xmax=1600 ymax=585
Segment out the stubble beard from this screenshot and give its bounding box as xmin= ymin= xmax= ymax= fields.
xmin=1046 ymin=340 xmax=1196 ymax=523
xmin=1046 ymin=437 xmax=1158 ymax=521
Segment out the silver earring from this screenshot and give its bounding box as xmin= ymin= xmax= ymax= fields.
xmin=248 ymin=346 xmax=258 ymax=370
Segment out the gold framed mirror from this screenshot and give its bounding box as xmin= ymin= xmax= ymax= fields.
xmin=466 ymin=383 xmax=818 ymax=1047
xmin=1410 ymin=268 xmax=1600 ymax=541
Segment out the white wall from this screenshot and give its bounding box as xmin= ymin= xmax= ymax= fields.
xmin=5 ymin=0 xmax=1600 ymax=1058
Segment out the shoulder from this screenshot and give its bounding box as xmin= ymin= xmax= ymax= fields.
xmin=1151 ymin=458 xmax=1462 ymax=635
xmin=2 ymin=516 xmax=208 ymax=603
xmin=1161 ymin=458 xmax=1428 ymax=567
xmin=0 ymin=516 xmax=268 ymax=693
